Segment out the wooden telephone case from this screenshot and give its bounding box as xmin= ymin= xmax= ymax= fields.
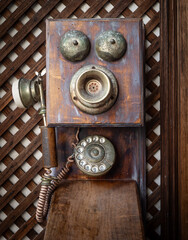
xmin=45 ymin=18 xmax=145 ymax=239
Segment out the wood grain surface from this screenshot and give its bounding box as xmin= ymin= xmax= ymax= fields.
xmin=46 ymin=18 xmax=144 ymax=126
xmin=44 ymin=180 xmax=145 ymax=240
xmin=177 ymin=0 xmax=188 ymax=239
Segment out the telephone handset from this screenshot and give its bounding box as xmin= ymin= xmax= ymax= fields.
xmin=12 ymin=71 xmax=116 ymax=222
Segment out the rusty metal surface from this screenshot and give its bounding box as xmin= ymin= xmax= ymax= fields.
xmin=95 ymin=30 xmax=127 ymax=61
xmin=59 ymin=30 xmax=90 ymax=62
xmin=69 ymin=64 xmax=118 ymax=114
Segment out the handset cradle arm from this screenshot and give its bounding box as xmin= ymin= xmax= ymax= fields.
xmin=35 ymin=71 xmax=79 ymax=223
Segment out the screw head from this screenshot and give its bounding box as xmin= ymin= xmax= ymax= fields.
xmin=73 ymin=40 xmax=78 ymax=45
xmin=110 ymin=39 xmax=116 ymax=44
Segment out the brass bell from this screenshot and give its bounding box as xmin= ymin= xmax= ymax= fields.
xmin=95 ymin=30 xmax=127 ymax=61
xmin=60 ymin=30 xmax=90 ymax=62
xmin=70 ymin=65 xmax=118 ymax=114
xmin=75 ymin=135 xmax=115 ymax=176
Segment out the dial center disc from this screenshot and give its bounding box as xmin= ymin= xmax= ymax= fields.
xmin=86 ymin=144 xmax=105 ymax=163
xmin=90 ymin=147 xmax=100 ymax=157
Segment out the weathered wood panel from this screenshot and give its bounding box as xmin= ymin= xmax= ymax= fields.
xmin=46 ymin=19 xmax=144 ymax=126
xmin=44 ymin=180 xmax=145 ymax=240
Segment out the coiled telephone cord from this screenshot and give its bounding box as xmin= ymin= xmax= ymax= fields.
xmin=36 ymin=128 xmax=80 ymax=223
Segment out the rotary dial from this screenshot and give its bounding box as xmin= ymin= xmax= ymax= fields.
xmin=74 ymin=135 xmax=115 ymax=176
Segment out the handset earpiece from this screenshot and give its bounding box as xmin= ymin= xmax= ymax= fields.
xmin=12 ymin=69 xmax=46 ymax=109
xmin=12 ymin=77 xmax=40 ymax=108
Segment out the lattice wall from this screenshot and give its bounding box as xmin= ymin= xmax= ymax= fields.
xmin=0 ymin=0 xmax=161 ymax=239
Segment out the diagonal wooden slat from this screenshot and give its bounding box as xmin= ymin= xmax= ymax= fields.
xmin=0 ymin=185 xmax=41 ymax=236
xmin=147 ymin=130 xmax=159 ymax=143
xmin=0 ymin=108 xmax=25 ymax=136
xmin=147 ymin=160 xmax=161 ymax=185
xmin=0 ymin=0 xmax=60 ymax=62
xmin=147 ymin=136 xmax=161 ymax=159
xmin=146 ymin=80 xmax=159 ymax=93
xmin=9 ymin=215 xmax=38 ymax=240
xmin=0 ymin=32 xmax=45 ymax=87
xmin=145 ymin=62 xmax=160 ymax=86
xmin=129 ymin=0 xmax=157 ymax=18
xmin=147 ymin=211 xmax=162 ymax=229
xmin=0 ymin=0 xmax=12 ymax=14
xmin=0 ymin=134 xmax=41 ymax=186
xmin=79 ymin=0 xmax=109 ymax=18
xmin=146 ymin=87 xmax=160 ymax=110
xmin=33 ymin=229 xmax=45 ymax=240
xmin=103 ymin=0 xmax=133 ymax=18
xmin=0 ymin=159 xmax=43 ymax=211
xmin=146 ymin=112 xmax=160 ymax=136
xmin=147 ymin=188 xmax=161 ymax=210
xmin=0 ymin=92 xmax=12 ymax=112
xmin=145 ymin=12 xmax=160 ymax=35
xmin=147 ymin=219 xmax=161 ymax=240
xmin=0 ymin=112 xmax=41 ymax=161
xmin=145 ymin=37 xmax=160 ymax=60
xmin=0 ymin=0 xmax=37 ymax=38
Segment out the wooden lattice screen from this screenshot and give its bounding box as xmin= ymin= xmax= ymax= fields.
xmin=0 ymin=0 xmax=161 ymax=239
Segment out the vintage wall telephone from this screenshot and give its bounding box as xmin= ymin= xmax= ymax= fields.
xmin=12 ymin=18 xmax=145 ymax=235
